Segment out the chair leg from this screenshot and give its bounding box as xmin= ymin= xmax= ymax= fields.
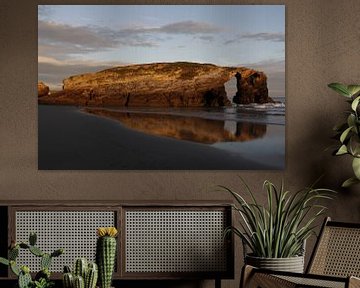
xmin=215 ymin=278 xmax=221 ymax=288
xmin=240 ymin=265 xmax=255 ymax=288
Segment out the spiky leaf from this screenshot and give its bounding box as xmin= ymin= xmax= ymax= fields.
xmin=219 ymin=179 xmax=335 ymax=258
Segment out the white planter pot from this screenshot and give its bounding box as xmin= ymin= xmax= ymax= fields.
xmin=245 ymin=254 xmax=305 ymax=273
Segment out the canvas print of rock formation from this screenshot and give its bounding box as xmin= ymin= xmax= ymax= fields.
xmin=38 ymin=5 xmax=285 ymax=170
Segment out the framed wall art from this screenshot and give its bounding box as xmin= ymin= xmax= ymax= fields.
xmin=38 ymin=5 xmax=285 ymax=170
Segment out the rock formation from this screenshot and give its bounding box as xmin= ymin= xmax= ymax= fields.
xmin=38 ymin=82 xmax=50 ymax=97
xmin=38 ymin=62 xmax=273 ymax=107
xmin=232 ymin=71 xmax=273 ymax=104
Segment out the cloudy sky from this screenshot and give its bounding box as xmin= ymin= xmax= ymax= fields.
xmin=38 ymin=5 xmax=285 ymax=97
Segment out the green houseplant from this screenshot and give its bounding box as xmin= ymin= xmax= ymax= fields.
xmin=221 ymin=179 xmax=334 ymax=272
xmin=328 ymin=83 xmax=360 ymax=187
xmin=0 ymin=232 xmax=63 ymax=288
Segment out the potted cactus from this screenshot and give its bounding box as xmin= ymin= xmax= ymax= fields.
xmin=0 ymin=232 xmax=64 ymax=288
xmin=62 ymin=258 xmax=98 ymax=288
xmin=96 ymin=227 xmax=118 ymax=288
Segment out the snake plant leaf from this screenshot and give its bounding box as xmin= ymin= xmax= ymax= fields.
xmin=352 ymin=157 xmax=360 ymax=179
xmin=221 ymin=180 xmax=335 ymax=258
xmin=342 ymin=177 xmax=360 ymax=188
xmin=347 ymin=85 xmax=360 ymax=97
xmin=351 ymin=95 xmax=360 ymax=111
xmin=336 ymin=145 xmax=348 ymax=155
xmin=328 ymin=83 xmax=351 ymax=97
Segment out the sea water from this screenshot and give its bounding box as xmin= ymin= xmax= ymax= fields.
xmin=84 ymin=97 xmax=285 ymax=169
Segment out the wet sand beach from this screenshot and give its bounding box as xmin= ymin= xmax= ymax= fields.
xmin=38 ymin=105 xmax=284 ymax=170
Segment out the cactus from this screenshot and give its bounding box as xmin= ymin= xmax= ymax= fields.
xmin=41 ymin=253 xmax=52 ymax=270
xmin=85 ymin=263 xmax=98 ymax=288
xmin=9 ymin=246 xmax=19 ymax=260
xmin=0 ymin=232 xmax=64 ymax=288
xmin=63 ymin=272 xmax=74 ymax=288
xmin=63 ymin=260 xmax=98 ymax=288
xmin=10 ymin=260 xmax=20 ymax=276
xmin=18 ymin=269 xmax=32 ymax=288
xmin=29 ymin=245 xmax=44 ymax=257
xmin=0 ymin=257 xmax=9 ymax=266
xmin=64 ymin=265 xmax=72 ymax=273
xmin=35 ymin=268 xmax=51 ymax=284
xmin=29 ymin=232 xmax=37 ymax=246
xmin=74 ymin=258 xmax=88 ymax=279
xmin=19 ymin=243 xmax=30 ymax=249
xmin=51 ymin=248 xmax=64 ymax=258
xmin=96 ymin=227 xmax=118 ymax=288
xmin=74 ymin=275 xmax=85 ymax=288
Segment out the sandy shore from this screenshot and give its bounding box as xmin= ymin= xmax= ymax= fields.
xmin=38 ymin=105 xmax=283 ymax=170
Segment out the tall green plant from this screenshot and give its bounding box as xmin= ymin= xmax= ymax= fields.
xmin=96 ymin=227 xmax=117 ymax=288
xmin=221 ymin=179 xmax=334 ymax=258
xmin=328 ymin=83 xmax=360 ymax=187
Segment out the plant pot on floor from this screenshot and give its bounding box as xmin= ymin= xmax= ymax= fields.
xmin=245 ymin=254 xmax=304 ymax=273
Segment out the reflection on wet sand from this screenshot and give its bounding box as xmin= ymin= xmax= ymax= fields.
xmin=84 ymin=108 xmax=267 ymax=144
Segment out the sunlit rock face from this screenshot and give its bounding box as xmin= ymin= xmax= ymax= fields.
xmin=84 ymin=108 xmax=267 ymax=144
xmin=38 ymin=62 xmax=272 ymax=107
xmin=232 ymin=71 xmax=273 ymax=104
xmin=38 ymin=82 xmax=50 ymax=97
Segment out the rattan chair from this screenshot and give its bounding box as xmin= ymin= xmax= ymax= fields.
xmin=241 ymin=217 xmax=360 ymax=288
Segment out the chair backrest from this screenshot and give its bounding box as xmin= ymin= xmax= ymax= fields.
xmin=307 ymin=217 xmax=360 ymax=277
